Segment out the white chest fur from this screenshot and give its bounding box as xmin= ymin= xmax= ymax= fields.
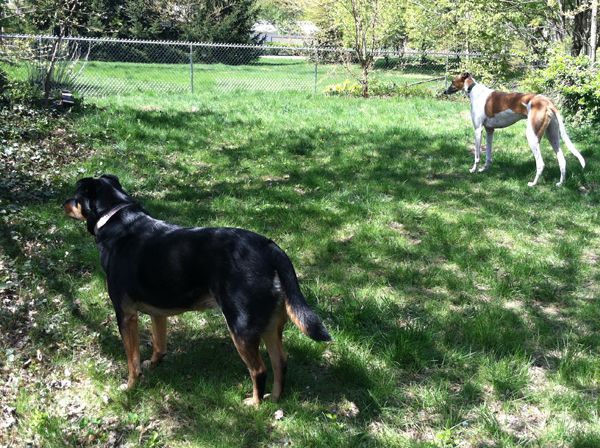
xmin=468 ymin=85 xmax=493 ymax=127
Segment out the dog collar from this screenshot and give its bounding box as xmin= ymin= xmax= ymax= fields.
xmin=94 ymin=203 xmax=131 ymax=234
xmin=466 ymin=81 xmax=476 ymax=94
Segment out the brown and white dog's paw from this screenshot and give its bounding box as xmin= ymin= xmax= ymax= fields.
xmin=243 ymin=397 xmax=260 ymax=407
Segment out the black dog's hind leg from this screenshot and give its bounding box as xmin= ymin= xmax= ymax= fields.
xmin=262 ymin=305 xmax=288 ymax=402
xmin=229 ymin=332 xmax=267 ymax=406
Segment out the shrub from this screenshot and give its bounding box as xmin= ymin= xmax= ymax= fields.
xmin=522 ymin=51 xmax=600 ymax=125
xmin=324 ymin=78 xmax=434 ymax=98
xmin=0 ymin=68 xmax=8 ymax=106
xmin=0 ymin=78 xmax=44 ymax=107
xmin=0 ymin=68 xmax=7 ymax=91
xmin=0 ymin=68 xmax=44 ymax=108
xmin=323 ymin=79 xmax=362 ymax=96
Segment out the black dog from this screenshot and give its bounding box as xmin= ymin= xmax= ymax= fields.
xmin=64 ymin=175 xmax=330 ymax=405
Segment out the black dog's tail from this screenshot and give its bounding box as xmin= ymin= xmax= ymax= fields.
xmin=270 ymin=244 xmax=331 ymax=342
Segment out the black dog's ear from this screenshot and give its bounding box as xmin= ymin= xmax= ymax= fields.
xmin=461 ymin=72 xmax=471 ymax=80
xmin=100 ymin=174 xmax=123 ymax=190
xmin=75 ymin=177 xmax=97 ymax=197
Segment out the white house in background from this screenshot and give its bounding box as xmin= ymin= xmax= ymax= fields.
xmin=297 ymin=21 xmax=318 ymax=36
xmin=252 ymin=21 xmax=279 ymax=35
xmin=252 ymin=20 xmax=318 ymax=45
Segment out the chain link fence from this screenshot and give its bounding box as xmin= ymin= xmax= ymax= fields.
xmin=0 ymin=34 xmax=483 ymax=98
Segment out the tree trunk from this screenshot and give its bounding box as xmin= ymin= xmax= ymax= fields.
xmin=44 ymin=36 xmax=62 ymax=102
xmin=556 ymin=0 xmax=566 ymax=40
xmin=592 ymin=0 xmax=598 ymax=63
xmin=361 ymin=62 xmax=369 ymax=98
xmin=572 ymin=1 xmax=591 ymax=56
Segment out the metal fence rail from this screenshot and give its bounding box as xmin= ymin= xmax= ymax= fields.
xmin=0 ymin=34 xmax=483 ymax=97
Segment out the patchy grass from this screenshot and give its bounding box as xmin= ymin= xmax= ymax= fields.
xmin=2 ymin=89 xmax=600 ymax=447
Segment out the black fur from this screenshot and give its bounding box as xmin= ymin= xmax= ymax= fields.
xmin=64 ymin=175 xmax=330 ymax=394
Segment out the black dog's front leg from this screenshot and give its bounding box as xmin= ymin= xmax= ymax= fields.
xmin=116 ymin=309 xmax=142 ymax=389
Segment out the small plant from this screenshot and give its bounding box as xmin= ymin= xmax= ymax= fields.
xmin=1 ymin=79 xmax=44 ymax=106
xmin=324 ymin=78 xmax=434 ymax=98
xmin=27 ymin=38 xmax=90 ymax=101
xmin=323 ymin=79 xmax=362 ymax=96
xmin=481 ymin=356 xmax=531 ymax=399
xmin=434 ymin=428 xmax=458 ymax=448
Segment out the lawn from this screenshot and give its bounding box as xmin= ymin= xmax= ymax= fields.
xmin=2 ymin=87 xmax=600 ymax=447
xmin=3 ymin=57 xmax=446 ymax=96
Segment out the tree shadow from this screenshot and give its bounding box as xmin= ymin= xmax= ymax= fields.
xmin=4 ymin=101 xmax=600 ymax=445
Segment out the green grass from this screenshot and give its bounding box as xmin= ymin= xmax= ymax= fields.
xmin=77 ymin=58 xmax=444 ymax=95
xmin=5 ymin=57 xmax=445 ymax=96
xmin=2 ymin=87 xmax=600 ymax=447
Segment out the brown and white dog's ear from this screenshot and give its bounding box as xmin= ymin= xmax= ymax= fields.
xmin=461 ymin=72 xmax=471 ymax=80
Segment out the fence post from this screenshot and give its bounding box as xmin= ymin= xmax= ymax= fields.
xmin=445 ymin=51 xmax=449 ymax=85
xmin=313 ymin=50 xmax=318 ymax=95
xmin=38 ymin=35 xmax=42 ymax=65
xmin=189 ymin=43 xmax=194 ymax=94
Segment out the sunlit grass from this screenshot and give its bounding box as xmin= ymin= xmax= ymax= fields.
xmin=2 ymin=88 xmax=600 ymax=446
xmin=4 ymin=57 xmax=446 ymax=96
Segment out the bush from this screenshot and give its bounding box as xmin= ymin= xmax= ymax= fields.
xmin=0 ymin=68 xmax=8 ymax=106
xmin=0 ymin=69 xmax=42 ymax=107
xmin=0 ymin=68 xmax=7 ymax=92
xmin=324 ymin=78 xmax=434 ymax=98
xmin=1 ymin=78 xmax=44 ymax=107
xmin=522 ymin=51 xmax=600 ymax=125
xmin=323 ymin=79 xmax=362 ymax=96
xmin=373 ymin=55 xmax=446 ymax=74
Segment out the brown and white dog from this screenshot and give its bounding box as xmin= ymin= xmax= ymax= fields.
xmin=444 ymin=72 xmax=585 ymax=186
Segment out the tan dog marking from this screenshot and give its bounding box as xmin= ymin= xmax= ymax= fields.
xmin=122 ymin=313 xmax=142 ymax=389
xmin=149 ymin=315 xmax=167 ymax=366
xmin=64 ymin=201 xmax=85 ymax=220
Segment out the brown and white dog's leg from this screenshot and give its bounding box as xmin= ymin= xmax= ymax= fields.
xmin=120 ymin=313 xmax=142 ymax=389
xmin=470 ymin=126 xmax=483 ymax=173
xmin=546 ymin=118 xmax=566 ymax=186
xmin=143 ymin=315 xmax=167 ymax=369
xmin=479 ymin=127 xmax=494 ymax=172
xmin=526 ymin=121 xmax=545 ymax=187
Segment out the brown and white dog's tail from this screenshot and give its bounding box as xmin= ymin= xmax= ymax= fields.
xmin=270 ymin=244 xmax=331 ymax=342
xmin=555 ymin=109 xmax=586 ymax=168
